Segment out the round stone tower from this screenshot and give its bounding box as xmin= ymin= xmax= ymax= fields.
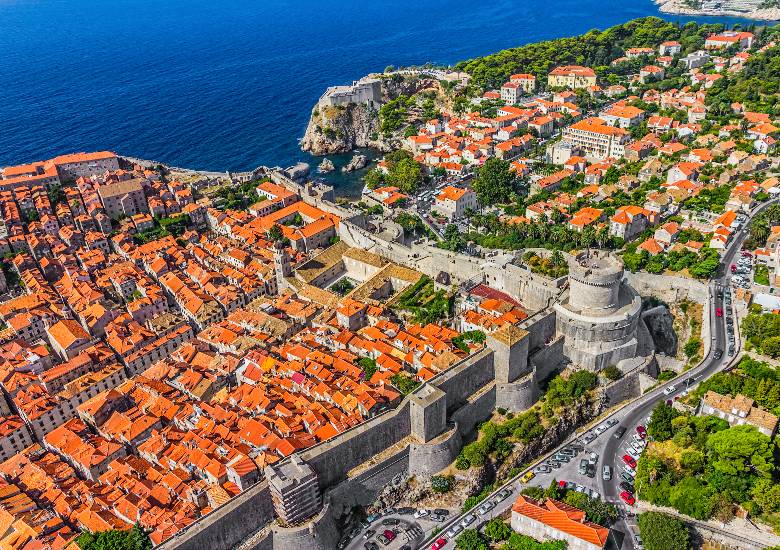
xmin=567 ymin=250 xmax=624 ymax=315
xmin=554 ymin=250 xmax=643 ymax=372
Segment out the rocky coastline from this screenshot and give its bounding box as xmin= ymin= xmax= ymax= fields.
xmin=300 ymin=73 xmax=446 ymax=156
xmin=654 ymin=0 xmax=780 ymax=20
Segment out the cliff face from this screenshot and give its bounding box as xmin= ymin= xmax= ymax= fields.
xmin=301 ymin=75 xmax=443 ymax=156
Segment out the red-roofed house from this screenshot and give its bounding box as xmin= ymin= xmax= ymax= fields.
xmin=511 ymin=495 xmax=609 ymax=550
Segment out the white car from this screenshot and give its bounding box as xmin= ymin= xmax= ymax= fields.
xmin=478 ymin=501 xmax=495 ymax=515
xmin=446 ymin=524 xmax=463 ymax=538
xmin=461 ymin=514 xmax=476 ymax=527
xmin=626 ymin=447 xmax=641 ymax=460
xmin=413 ymin=509 xmax=429 ymax=519
xmin=663 ymin=385 xmax=676 ymax=395
xmin=589 ymin=489 xmax=601 ymax=499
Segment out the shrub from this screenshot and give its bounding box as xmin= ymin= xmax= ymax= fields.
xmin=602 ymin=365 xmax=623 ymax=381
xmin=455 ymin=455 xmax=471 ymax=470
xmin=431 ymin=475 xmax=454 ymax=493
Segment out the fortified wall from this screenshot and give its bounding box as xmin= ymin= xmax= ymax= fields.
xmin=160 ymin=178 xmax=656 ymax=550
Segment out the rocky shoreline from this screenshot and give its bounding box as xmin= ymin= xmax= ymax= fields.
xmin=300 ymin=73 xmax=446 ymax=156
xmin=654 ymin=0 xmax=780 ymax=20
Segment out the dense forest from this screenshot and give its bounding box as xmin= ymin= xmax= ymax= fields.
xmin=454 ymin=17 xmax=764 ymax=90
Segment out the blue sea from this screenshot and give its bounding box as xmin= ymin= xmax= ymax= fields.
xmin=0 ymin=0 xmax=760 ymax=194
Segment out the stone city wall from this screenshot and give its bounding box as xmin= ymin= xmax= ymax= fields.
xmin=408 ymin=424 xmax=462 ymax=477
xmin=302 ymin=401 xmax=412 ymax=491
xmin=157 ymin=480 xmax=275 ymax=550
xmin=450 ymin=383 xmax=498 ymax=436
xmin=625 ymin=271 xmax=708 ymax=303
xmin=431 ymin=348 xmax=495 ymax=413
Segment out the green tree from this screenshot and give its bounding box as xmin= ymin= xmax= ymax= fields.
xmin=484 ymin=518 xmax=512 ymax=542
xmin=364 ymin=168 xmax=384 ymax=189
xmin=752 ymin=477 xmax=780 ymax=514
xmin=602 ymin=365 xmax=623 ymax=381
xmin=669 ymin=477 xmax=715 ymax=519
xmin=706 ymin=425 xmax=775 ymax=479
xmin=462 ymin=441 xmax=487 ymax=467
xmin=473 ymin=158 xmax=518 ymax=205
xmin=456 ymin=529 xmax=489 ymax=550
xmin=647 ymin=402 xmax=681 ymax=441
xmin=76 ymin=524 xmax=153 ymax=550
xmin=386 ymin=157 xmax=423 ymax=193
xmin=268 ymin=224 xmax=284 ymax=242
xmin=683 ymin=337 xmax=701 ymax=358
xmin=431 ymin=475 xmax=454 ymax=493
xmin=637 ymin=512 xmax=690 ymax=550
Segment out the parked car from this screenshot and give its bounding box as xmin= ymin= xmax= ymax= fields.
xmin=434 ymin=509 xmax=450 ymax=516
xmin=620 ymin=472 xmax=635 ymax=483
xmin=521 ymin=471 xmax=535 ymax=483
xmin=461 ymin=514 xmax=476 ymax=527
xmin=579 ymin=459 xmax=589 ymax=475
xmin=622 ymin=455 xmax=637 ymax=468
xmin=364 ymin=530 xmax=376 ymax=540
xmin=620 ymin=491 xmax=636 ymax=506
xmin=364 ymin=542 xmax=379 ymax=550
xmin=636 ymin=425 xmax=647 ymax=439
xmin=535 ymin=465 xmax=552 ymax=474
xmin=382 ymin=518 xmax=400 ymax=526
xmin=496 ymin=489 xmax=512 ymax=501
xmin=602 ymin=465 xmax=612 ymax=481
xmin=430 ymin=538 xmax=447 ymax=550
xmin=478 ymin=501 xmax=495 ymax=515
xmin=606 ymin=418 xmax=619 ymax=427
xmin=620 ymin=481 xmax=635 ymax=493
xmin=413 ymin=509 xmax=429 ymax=519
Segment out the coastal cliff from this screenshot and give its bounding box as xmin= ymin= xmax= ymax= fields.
xmin=654 ymin=0 xmax=780 ymax=20
xmin=301 ymin=74 xmax=445 ymax=156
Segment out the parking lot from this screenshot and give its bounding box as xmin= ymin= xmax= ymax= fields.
xmin=342 ymin=508 xmax=452 ymax=550
xmin=421 ymin=415 xmax=648 ymax=550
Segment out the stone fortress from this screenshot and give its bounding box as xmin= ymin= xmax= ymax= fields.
xmin=159 ymin=171 xmax=658 ymax=550
xmin=555 ymin=250 xmax=646 ymax=372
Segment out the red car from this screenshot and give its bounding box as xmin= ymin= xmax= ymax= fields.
xmin=731 ymin=264 xmax=737 ymax=273
xmin=383 ymin=530 xmax=395 ymax=541
xmin=636 ymin=425 xmax=647 ymax=438
xmin=716 ymin=307 xmax=723 ymax=317
xmin=620 ymin=491 xmax=636 ymax=505
xmin=559 ymin=480 xmax=567 ymax=489
xmin=431 ymin=537 xmax=447 ymax=550
xmin=622 ymin=454 xmax=637 ymax=468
